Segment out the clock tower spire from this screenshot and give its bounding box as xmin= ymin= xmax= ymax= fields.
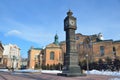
xmin=67 ymin=10 xmax=73 ymax=16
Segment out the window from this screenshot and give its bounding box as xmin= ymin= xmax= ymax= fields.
xmin=0 ymin=58 xmax=1 ymax=63
xmin=76 ymin=36 xmax=80 ymax=40
xmin=50 ymin=51 xmax=54 ymax=60
xmin=100 ymin=46 xmax=104 ymax=56
xmin=113 ymin=46 xmax=116 ymax=55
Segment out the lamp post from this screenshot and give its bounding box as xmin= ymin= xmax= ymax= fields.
xmin=86 ymin=54 xmax=89 ymax=74
xmin=34 ymin=57 xmax=36 ymax=69
xmin=16 ymin=58 xmax=19 ymax=69
xmin=84 ymin=37 xmax=90 ymax=74
xmin=12 ymin=56 xmax=16 ymax=72
xmin=40 ymin=54 xmax=42 ymax=71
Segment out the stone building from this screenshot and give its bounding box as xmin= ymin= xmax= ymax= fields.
xmin=113 ymin=40 xmax=120 ymax=58
xmin=60 ymin=33 xmax=120 ymax=62
xmin=76 ymin=33 xmax=120 ymax=62
xmin=3 ymin=44 xmax=21 ymax=69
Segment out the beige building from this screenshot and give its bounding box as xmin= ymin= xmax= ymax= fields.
xmin=28 ymin=34 xmax=63 ymax=69
xmin=28 ymin=47 xmax=43 ymax=69
xmin=44 ymin=43 xmax=63 ymax=65
xmin=3 ymin=44 xmax=21 ymax=69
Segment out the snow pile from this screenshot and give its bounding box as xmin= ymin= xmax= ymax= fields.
xmin=41 ymin=70 xmax=62 ymax=74
xmin=0 ymin=69 xmax=62 ymax=74
xmin=15 ymin=69 xmax=41 ymax=73
xmin=85 ymin=70 xmax=120 ymax=77
xmin=109 ymin=78 xmax=120 ymax=80
xmin=15 ymin=69 xmax=62 ymax=74
xmin=0 ymin=69 xmax=9 ymax=72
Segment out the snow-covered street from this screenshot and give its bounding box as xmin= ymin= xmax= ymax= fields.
xmin=85 ymin=70 xmax=120 ymax=77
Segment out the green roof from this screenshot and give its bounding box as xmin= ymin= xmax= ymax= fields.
xmin=33 ymin=48 xmax=43 ymax=50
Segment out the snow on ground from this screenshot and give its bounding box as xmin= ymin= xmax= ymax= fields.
xmin=41 ymin=70 xmax=62 ymax=74
xmin=0 ymin=69 xmax=9 ymax=72
xmin=0 ymin=69 xmax=62 ymax=74
xmin=15 ymin=69 xmax=62 ymax=74
xmin=15 ymin=69 xmax=41 ymax=73
xmin=85 ymin=70 xmax=120 ymax=77
xmin=109 ymin=78 xmax=120 ymax=80
xmin=0 ymin=69 xmax=120 ymax=77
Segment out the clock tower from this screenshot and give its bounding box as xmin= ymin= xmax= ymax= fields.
xmin=64 ymin=10 xmax=76 ymax=31
xmin=58 ymin=10 xmax=83 ymax=76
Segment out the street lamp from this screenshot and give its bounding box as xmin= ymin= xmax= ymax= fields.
xmin=12 ymin=56 xmax=16 ymax=72
xmin=86 ymin=54 xmax=89 ymax=74
xmin=16 ymin=58 xmax=19 ymax=69
xmin=40 ymin=54 xmax=42 ymax=70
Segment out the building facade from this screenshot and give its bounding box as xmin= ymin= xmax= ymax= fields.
xmin=60 ymin=33 xmax=120 ymax=62
xmin=0 ymin=41 xmax=4 ymax=68
xmin=76 ymin=33 xmax=120 ymax=62
xmin=3 ymin=44 xmax=21 ymax=69
xmin=28 ymin=34 xmax=63 ymax=69
xmin=28 ymin=33 xmax=120 ymax=69
xmin=28 ymin=47 xmax=43 ymax=69
xmin=44 ymin=34 xmax=63 ymax=65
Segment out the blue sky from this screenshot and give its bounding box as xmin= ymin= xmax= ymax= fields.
xmin=0 ymin=0 xmax=120 ymax=58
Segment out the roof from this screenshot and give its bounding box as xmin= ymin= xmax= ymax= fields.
xmin=101 ymin=39 xmax=113 ymax=42
xmin=32 ymin=48 xmax=43 ymax=50
xmin=94 ymin=39 xmax=113 ymax=44
xmin=114 ymin=40 xmax=120 ymax=43
xmin=46 ymin=43 xmax=60 ymax=48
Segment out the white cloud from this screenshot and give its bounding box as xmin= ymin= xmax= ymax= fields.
xmin=3 ymin=18 xmax=65 ymax=46
xmin=5 ymin=30 xmax=22 ymax=37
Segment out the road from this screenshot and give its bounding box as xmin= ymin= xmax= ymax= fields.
xmin=0 ymin=72 xmax=120 ymax=80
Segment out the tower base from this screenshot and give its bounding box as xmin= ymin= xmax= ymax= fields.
xmin=57 ymin=66 xmax=86 ymax=77
xmin=57 ymin=73 xmax=86 ymax=77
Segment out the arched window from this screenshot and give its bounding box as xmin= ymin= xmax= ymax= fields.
xmin=50 ymin=51 xmax=54 ymax=60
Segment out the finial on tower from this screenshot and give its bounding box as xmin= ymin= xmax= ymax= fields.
xmin=54 ymin=34 xmax=59 ymax=45
xmin=67 ymin=9 xmax=73 ymax=16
